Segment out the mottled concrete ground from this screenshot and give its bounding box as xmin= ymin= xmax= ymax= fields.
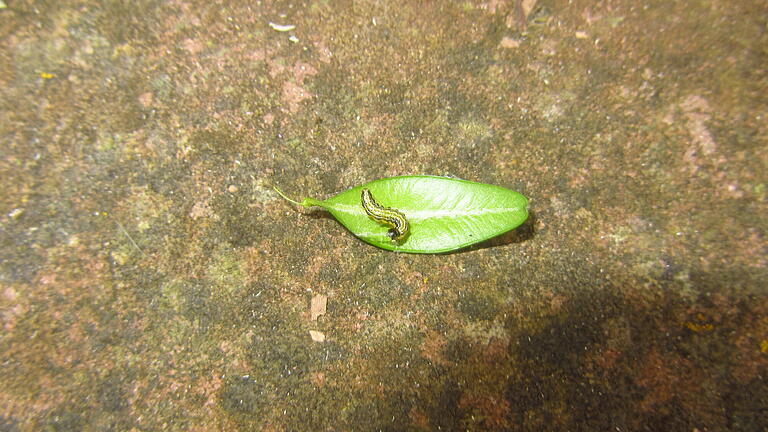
xmin=1 ymin=0 xmax=766 ymax=430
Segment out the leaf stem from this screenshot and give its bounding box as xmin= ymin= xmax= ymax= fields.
xmin=273 ymin=186 xmax=304 ymax=206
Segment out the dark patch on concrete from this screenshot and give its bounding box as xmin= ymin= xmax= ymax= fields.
xmin=39 ymin=408 xmax=85 ymax=432
xmin=219 ymin=375 xmax=270 ymax=417
xmin=211 ymin=193 xmax=264 ymax=247
xmin=0 ymin=417 xmax=20 ymax=432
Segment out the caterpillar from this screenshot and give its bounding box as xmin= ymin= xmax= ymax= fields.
xmin=360 ymin=188 xmax=410 ymax=243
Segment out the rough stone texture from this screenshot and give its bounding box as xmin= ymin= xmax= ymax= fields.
xmin=1 ymin=0 xmax=766 ymax=430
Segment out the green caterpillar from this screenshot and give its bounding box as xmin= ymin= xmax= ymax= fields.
xmin=360 ymin=188 xmax=410 ymax=244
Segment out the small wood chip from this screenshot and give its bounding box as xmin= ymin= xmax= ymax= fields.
xmin=269 ymin=22 xmax=296 ymax=32
xmin=309 ymin=330 xmax=325 ymax=342
xmin=310 ymin=294 xmax=327 ymax=321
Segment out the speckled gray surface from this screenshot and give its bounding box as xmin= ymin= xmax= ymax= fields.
xmin=1 ymin=0 xmax=766 ymax=430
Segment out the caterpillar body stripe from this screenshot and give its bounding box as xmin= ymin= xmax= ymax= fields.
xmin=360 ymin=188 xmax=410 ymax=243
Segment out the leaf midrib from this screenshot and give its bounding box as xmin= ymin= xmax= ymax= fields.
xmin=328 ymin=203 xmax=524 ymax=221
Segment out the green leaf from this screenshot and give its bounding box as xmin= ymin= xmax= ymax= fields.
xmin=278 ymin=175 xmax=528 ymax=254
